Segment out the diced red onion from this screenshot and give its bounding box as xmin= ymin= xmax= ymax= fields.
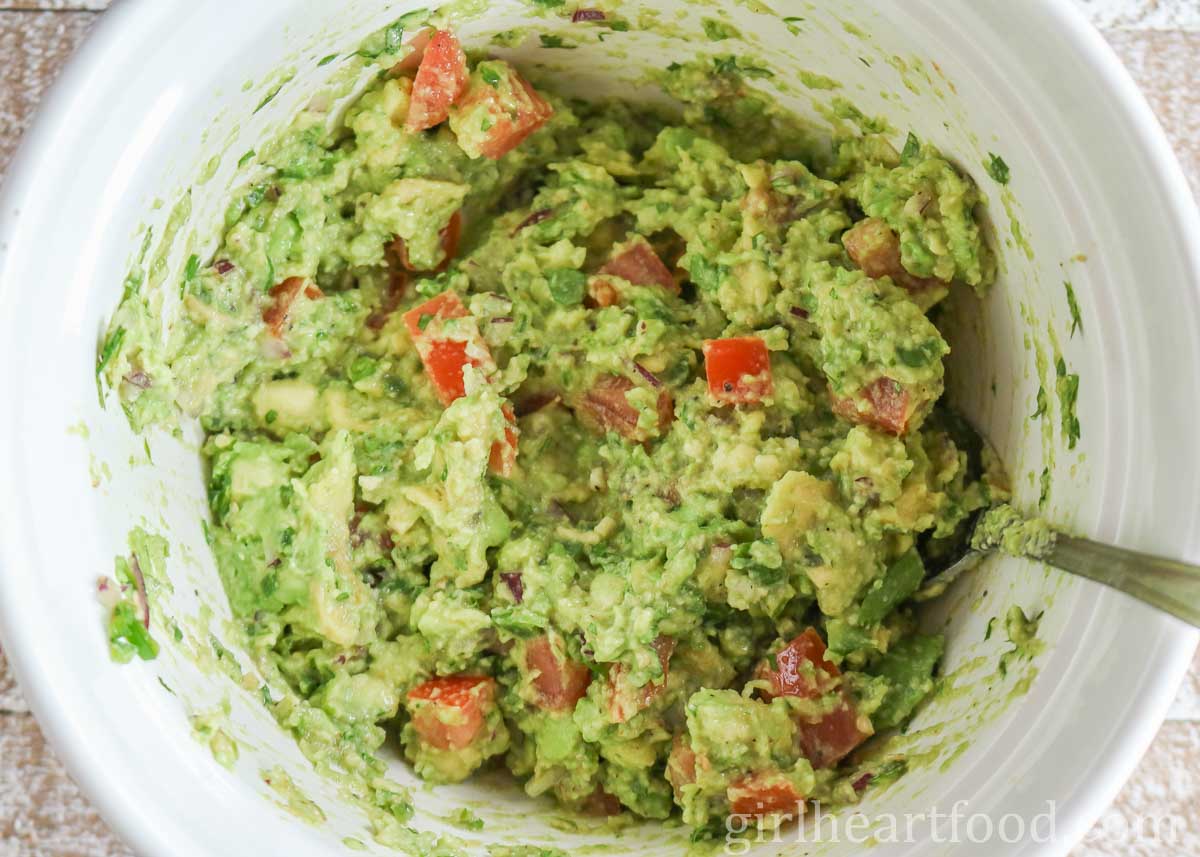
xmin=214 ymin=259 xmax=235 ymax=275
xmin=852 ymin=773 xmax=874 ymax=792
xmin=633 ymin=362 xmax=662 ymax=388
xmin=500 ymin=572 xmax=524 ymax=603
xmin=790 ymin=306 xmax=809 ymax=319
xmin=124 ymin=371 xmax=153 ymax=390
xmin=491 ymin=316 xmax=514 ymax=324
xmin=572 ymin=8 xmax=606 ymax=22
xmin=261 ymin=336 xmax=292 ymax=361
xmin=130 ymin=555 xmax=150 ymax=629
xmin=513 ymin=208 xmax=554 ymax=235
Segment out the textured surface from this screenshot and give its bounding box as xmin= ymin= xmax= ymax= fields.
xmin=0 ymin=2 xmax=1197 ymax=856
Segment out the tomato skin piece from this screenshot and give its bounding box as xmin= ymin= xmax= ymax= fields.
xmin=579 ymin=374 xmax=674 ymax=442
xmin=758 ymin=628 xmax=840 ymax=700
xmin=263 ymin=277 xmax=323 ymax=337
xmin=832 ymin=376 xmax=914 ymax=435
xmin=449 ymin=62 xmax=553 ymax=160
xmin=598 ymin=238 xmax=679 ymax=294
xmin=405 ymin=29 xmax=469 ymax=132
xmin=406 ymin=675 xmax=495 ymax=751
xmin=726 ymin=772 xmax=805 ymax=818
xmin=523 ymin=634 xmax=592 ymax=712
xmin=606 ymin=635 xmax=675 ymax=723
xmin=702 ymin=337 xmax=773 ymax=405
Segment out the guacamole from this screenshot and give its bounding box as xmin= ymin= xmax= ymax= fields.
xmin=101 ymin=23 xmax=1004 ymax=835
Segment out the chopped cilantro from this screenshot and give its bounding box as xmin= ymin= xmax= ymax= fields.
xmin=109 ymin=600 xmax=159 ymax=663
xmin=237 ymin=149 xmax=256 ymax=168
xmin=96 ymin=326 xmax=126 ymax=378
xmin=900 ymin=131 xmax=920 ymax=163
xmin=701 ymin=18 xmax=738 ymax=41
xmin=986 ymin=152 xmax=1010 ymax=184
xmin=539 ymin=34 xmax=568 ymax=48
xmin=481 ymin=66 xmax=501 ymax=87
xmin=348 ymin=355 xmax=377 ymax=382
xmin=1064 ymin=281 xmax=1083 ymax=337
xmin=317 ymin=53 xmax=339 ymax=67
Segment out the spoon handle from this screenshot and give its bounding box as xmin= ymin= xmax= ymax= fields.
xmin=1047 ymin=536 xmax=1200 ymax=628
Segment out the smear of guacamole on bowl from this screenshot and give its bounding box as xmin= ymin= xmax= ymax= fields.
xmin=101 ymin=23 xmax=1005 ymax=836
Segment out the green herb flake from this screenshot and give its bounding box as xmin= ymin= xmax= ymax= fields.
xmin=417 ymin=313 xmax=434 ymax=331
xmin=530 ymin=0 xmax=565 ymax=7
xmin=481 ymin=66 xmax=501 ymax=87
xmin=253 ymin=83 xmax=284 ymax=115
xmin=986 ymin=152 xmax=1010 ymax=185
xmin=349 ymin=355 xmax=378 ymax=382
xmin=108 ymin=600 xmax=159 ymax=663
xmin=317 ymin=53 xmax=339 ymax=67
xmin=96 ymin=326 xmax=126 ymax=378
xmin=701 ymin=18 xmax=738 ymax=41
xmin=184 ymin=253 xmax=201 ymax=282
xmin=900 ymin=131 xmax=920 ymax=163
xmin=237 ymin=149 xmax=256 ymax=168
xmin=688 ymin=253 xmax=728 ymax=293
xmin=1064 ymin=281 xmax=1083 ymax=338
xmin=1055 ymin=360 xmax=1081 ymax=449
xmin=539 ymin=34 xmax=568 ymax=49
xmin=1031 ymin=385 xmax=1048 ymax=419
xmin=1038 ymin=467 xmax=1051 ymax=507
xmin=782 ymin=15 xmax=804 ymax=35
xmin=264 ymin=409 xmax=278 ymax=424
xmin=546 ymin=268 xmax=586 ymax=305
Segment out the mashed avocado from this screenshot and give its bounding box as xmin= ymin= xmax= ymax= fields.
xmin=101 ymin=22 xmax=1003 ymax=836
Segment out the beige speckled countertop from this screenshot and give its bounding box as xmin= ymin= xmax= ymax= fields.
xmin=0 ymin=2 xmax=1197 ymax=855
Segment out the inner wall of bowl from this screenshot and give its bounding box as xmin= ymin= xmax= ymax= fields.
xmin=26 ymin=0 xmax=1184 ymax=854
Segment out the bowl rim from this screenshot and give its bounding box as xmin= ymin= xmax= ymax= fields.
xmin=0 ymin=1 xmax=1196 ymax=856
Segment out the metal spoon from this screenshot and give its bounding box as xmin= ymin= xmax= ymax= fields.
xmin=917 ymin=508 xmax=1200 ymax=628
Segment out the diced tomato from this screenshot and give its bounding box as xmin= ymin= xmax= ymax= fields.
xmin=391 ymin=210 xmax=463 ymax=274
xmin=831 ymin=376 xmax=914 ymax=436
xmin=727 ymin=772 xmax=805 ymax=818
xmin=403 ymin=292 xmax=518 ymax=475
xmin=579 ymin=374 xmax=674 ymax=442
xmin=391 ymin=27 xmax=433 ymax=75
xmin=263 ymin=277 xmax=323 ymax=337
xmin=666 ymin=736 xmax=699 ymax=799
xmin=403 ymin=292 xmax=476 ymax=405
xmin=405 ymin=30 xmax=469 ymax=132
xmin=756 ymin=630 xmax=872 ymax=769
xmin=758 ymin=628 xmax=840 ymax=701
xmin=796 ymin=697 xmax=873 ymax=769
xmin=703 ymin=337 xmax=773 ymax=405
xmin=607 ymin=636 xmax=675 ymax=723
xmin=580 ymin=789 xmax=623 ymax=817
xmin=523 ymin=634 xmax=592 ymax=712
xmin=448 ymin=61 xmax=554 ymax=160
xmin=598 ymin=238 xmax=679 ymax=294
xmin=406 ymin=675 xmax=495 ymax=751
xmin=842 ymin=217 xmax=944 ymax=293
xmin=586 ymin=276 xmax=620 ymax=309
xmin=488 ymin=404 xmax=520 ymax=478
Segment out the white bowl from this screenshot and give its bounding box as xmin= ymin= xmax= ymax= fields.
xmin=1 ymin=1 xmax=1197 ymax=855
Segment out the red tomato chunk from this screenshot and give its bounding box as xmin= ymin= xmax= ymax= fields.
xmin=407 ymin=675 xmax=495 ymax=751
xmin=405 ymin=30 xmax=469 ymax=132
xmin=703 ymin=337 xmax=774 ymax=404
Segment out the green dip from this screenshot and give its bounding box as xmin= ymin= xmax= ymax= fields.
xmin=101 ymin=20 xmax=1004 ymax=837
